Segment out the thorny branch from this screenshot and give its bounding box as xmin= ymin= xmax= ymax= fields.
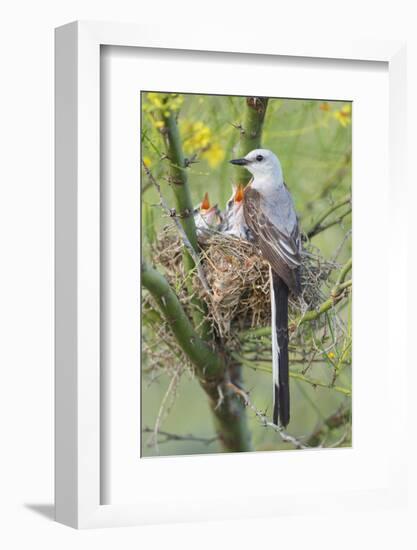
xmin=305 ymin=406 xmax=350 ymax=447
xmin=142 ymin=161 xmax=211 ymax=295
xmin=305 ymin=195 xmax=352 ymax=239
xmin=304 ymin=149 xmax=352 ymax=209
xmin=141 ymin=261 xmax=225 ymax=380
xmin=141 ymin=261 xmax=253 ymax=452
xmin=151 ymin=366 xmax=181 ymax=455
xmin=235 ymin=97 xmax=269 ymax=186
xmin=226 ymin=382 xmax=309 ymax=449
xmin=232 ymin=355 xmax=351 ymax=396
xmin=142 ymin=427 xmax=218 ymax=447
xmin=227 ymin=382 xmax=349 ymax=449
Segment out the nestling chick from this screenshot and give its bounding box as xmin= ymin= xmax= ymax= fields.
xmin=193 ymin=192 xmax=222 ymax=243
xmin=221 ymin=184 xmax=252 ymax=241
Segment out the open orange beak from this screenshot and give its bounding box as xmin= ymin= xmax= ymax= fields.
xmin=234 ymin=184 xmax=244 ymax=204
xmin=200 ymin=192 xmax=211 ymax=211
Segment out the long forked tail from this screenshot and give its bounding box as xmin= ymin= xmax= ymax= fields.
xmin=269 ymin=267 xmax=290 ymax=427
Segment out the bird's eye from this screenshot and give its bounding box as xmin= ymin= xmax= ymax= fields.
xmin=256 ymin=154 xmax=264 ymax=162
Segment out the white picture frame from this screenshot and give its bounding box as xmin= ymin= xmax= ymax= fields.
xmin=55 ymin=21 xmax=407 ymax=529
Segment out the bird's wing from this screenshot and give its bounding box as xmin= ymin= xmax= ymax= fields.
xmin=244 ymin=187 xmax=301 ymax=294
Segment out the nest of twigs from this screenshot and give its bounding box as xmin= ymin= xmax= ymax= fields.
xmin=152 ymin=225 xmax=337 ymax=341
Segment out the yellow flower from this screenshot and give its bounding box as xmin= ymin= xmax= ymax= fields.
xmin=202 ymin=142 xmax=225 ymax=168
xmin=147 ymin=92 xmax=164 ymax=109
xmin=180 ymin=120 xmax=225 ymax=167
xmin=327 ymin=351 xmax=335 ymax=359
xmin=333 ymin=104 xmax=352 ymax=127
xmin=154 ymin=120 xmax=165 ymax=129
xmin=182 ymin=121 xmax=212 ymax=152
xmin=144 ymin=92 xmax=184 ymax=118
xmin=143 ymin=156 xmax=152 ymax=168
xmin=167 ymin=94 xmax=184 ymax=112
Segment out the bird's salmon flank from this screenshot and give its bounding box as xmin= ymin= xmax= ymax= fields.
xmin=231 ymin=149 xmax=302 ymax=427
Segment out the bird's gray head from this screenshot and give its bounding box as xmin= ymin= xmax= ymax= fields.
xmin=230 ymin=149 xmax=282 ymax=180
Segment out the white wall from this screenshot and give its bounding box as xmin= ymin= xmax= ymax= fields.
xmin=0 ymin=1 xmax=415 ymax=547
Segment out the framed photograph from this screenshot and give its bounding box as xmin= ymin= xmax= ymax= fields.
xmin=55 ymin=21 xmax=407 ymax=528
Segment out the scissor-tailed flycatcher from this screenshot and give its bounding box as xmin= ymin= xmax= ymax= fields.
xmin=193 ymin=192 xmax=222 ymax=243
xmin=221 ymin=184 xmax=252 ymax=240
xmin=230 ymin=149 xmax=301 ymax=427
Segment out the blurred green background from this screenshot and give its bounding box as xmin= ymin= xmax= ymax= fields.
xmin=141 ymin=93 xmax=352 ymax=457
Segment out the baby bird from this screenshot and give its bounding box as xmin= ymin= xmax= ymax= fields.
xmin=221 ymin=184 xmax=252 ymax=241
xmin=193 ymin=192 xmax=222 ymax=243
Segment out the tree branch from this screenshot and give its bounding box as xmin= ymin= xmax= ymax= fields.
xmin=142 ymin=427 xmax=218 ymax=446
xmin=305 ymin=195 xmax=352 ymax=239
xmin=292 ymin=279 xmax=351 ymax=326
xmin=143 ymin=95 xmax=254 ymax=453
xmin=160 ymin=109 xmax=199 ymax=254
xmin=142 ymin=261 xmax=253 ymax=452
xmin=289 ymin=371 xmax=351 ymax=396
xmin=305 ymin=406 xmax=351 ymax=447
xmin=142 ymin=161 xmax=211 ymax=295
xmin=152 ymin=99 xmax=212 ymax=336
xmin=307 ymin=208 xmax=351 ymax=238
xmin=226 ymin=382 xmax=308 ymax=449
xmin=305 ymin=149 xmax=352 ymax=209
xmin=335 ymin=257 xmax=352 ymax=286
xmin=235 ymin=97 xmax=269 ymax=186
xmin=231 ymin=354 xmax=351 ymax=396
xmin=142 ymin=261 xmax=224 ymax=380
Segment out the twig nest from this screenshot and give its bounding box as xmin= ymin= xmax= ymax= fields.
xmin=152 ymin=226 xmax=336 ymax=340
xmin=199 ymin=235 xmax=270 ymax=337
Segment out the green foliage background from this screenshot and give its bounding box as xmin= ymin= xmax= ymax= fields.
xmin=141 ymin=93 xmax=352 ymax=456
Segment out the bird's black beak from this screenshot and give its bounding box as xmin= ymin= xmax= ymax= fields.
xmin=230 ymin=158 xmax=249 ymax=166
